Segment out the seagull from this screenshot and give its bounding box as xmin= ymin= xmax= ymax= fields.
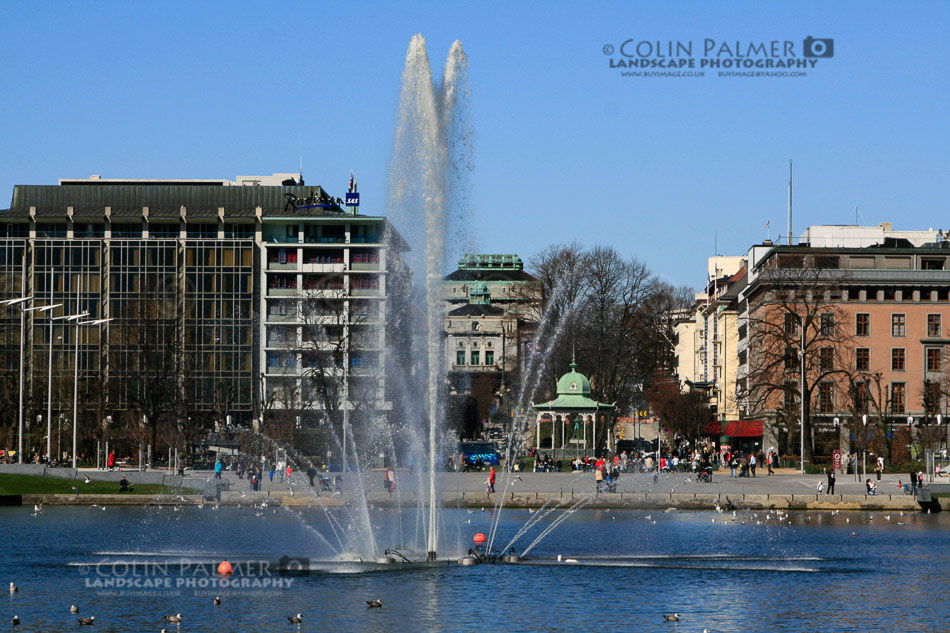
xmin=84 ymin=476 xmax=91 ymax=484
xmin=213 ymin=597 xmax=221 ymax=606
xmin=663 ymin=613 xmax=680 ymax=622
xmin=287 ymin=613 xmax=303 ymax=624
xmin=366 ymin=599 xmax=383 ymax=609
xmin=11 ymin=615 xmax=19 ymax=626
xmin=71 ymin=486 xmax=79 ymax=494
xmin=9 ymin=582 xmax=17 ymax=594
xmin=70 ymin=605 xmax=80 ymax=614
xmin=77 ymin=616 xmax=95 ymax=625
xmin=163 ymin=613 xmax=182 ymax=623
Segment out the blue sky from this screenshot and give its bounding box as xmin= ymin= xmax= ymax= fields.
xmin=2 ymin=1 xmax=948 ymax=287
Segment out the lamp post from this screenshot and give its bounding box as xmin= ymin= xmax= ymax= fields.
xmin=47 ymin=310 xmax=86 ymax=463
xmin=798 ymin=315 xmax=806 ymax=475
xmin=71 ymin=318 xmax=111 ymax=468
xmin=0 ymin=296 xmax=43 ymax=464
xmin=862 ymin=414 xmax=868 ymax=481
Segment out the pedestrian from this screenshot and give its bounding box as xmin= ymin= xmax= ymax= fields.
xmin=816 ymin=480 xmax=823 ymax=495
xmin=827 ymin=469 xmax=836 ymax=495
xmin=285 ymin=465 xmax=292 ymax=483
xmin=277 ymin=459 xmax=285 ymax=483
xmin=307 ymin=463 xmax=316 ymax=487
xmin=729 ymin=454 xmax=738 ymax=478
xmin=488 ymin=466 xmax=496 ymax=493
xmin=385 ymin=467 xmax=395 ymax=496
xmin=595 ymin=464 xmax=604 ymax=492
xmin=767 ymin=452 xmax=774 ymax=476
xmin=749 ymin=454 xmax=757 ymax=477
xmin=107 ymin=451 xmax=116 ymax=470
xmin=214 ymin=460 xmax=222 ymax=480
xmin=910 ymin=469 xmax=917 ymax=495
xmin=269 ymin=467 xmax=275 ymax=482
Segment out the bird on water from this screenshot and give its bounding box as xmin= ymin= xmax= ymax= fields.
xmin=366 ymin=599 xmax=383 ymax=609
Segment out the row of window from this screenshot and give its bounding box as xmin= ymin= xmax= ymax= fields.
xmin=455 ymin=350 xmax=495 ymax=366
xmin=782 ymin=312 xmax=943 ymax=338
xmin=788 ymin=380 xmax=944 ymax=415
xmin=785 ymin=346 xmax=945 ymax=373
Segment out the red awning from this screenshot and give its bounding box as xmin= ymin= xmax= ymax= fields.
xmin=706 ymin=420 xmax=763 ymax=438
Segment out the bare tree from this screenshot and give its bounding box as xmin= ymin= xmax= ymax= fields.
xmin=740 ymin=267 xmax=854 ymax=463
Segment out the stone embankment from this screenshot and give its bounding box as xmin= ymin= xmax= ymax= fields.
xmin=15 ymin=490 xmax=930 ymax=511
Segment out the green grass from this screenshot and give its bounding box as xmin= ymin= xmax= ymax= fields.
xmin=0 ymin=473 xmax=195 ymax=496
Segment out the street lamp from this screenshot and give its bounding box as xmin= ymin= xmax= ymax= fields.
xmin=798 ymin=315 xmax=806 ymax=475
xmin=70 ymin=318 xmax=111 ymax=468
xmin=0 ymin=296 xmax=42 ymax=464
xmin=47 ymin=308 xmax=85 ymax=463
xmin=862 ymin=413 xmax=868 ymax=481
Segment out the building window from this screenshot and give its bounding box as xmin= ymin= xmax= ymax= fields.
xmin=470 ymin=350 xmax=480 ymax=365
xmin=890 ymin=382 xmax=905 ymax=414
xmin=856 ymin=348 xmax=870 ymax=371
xmin=456 ymin=350 xmax=466 ymax=366
xmin=925 ymin=380 xmax=942 ymax=411
xmin=891 ymin=313 xmax=906 ymax=337
xmin=819 ymin=347 xmax=834 ymax=371
xmin=820 ymin=313 xmax=835 ymax=336
xmin=856 ymin=313 xmax=870 ymax=337
xmin=785 ymin=346 xmax=798 ymax=372
xmin=851 ymin=382 xmax=868 ymax=411
xmin=784 ymin=313 xmax=799 ymax=335
xmin=783 ymin=382 xmax=798 ymax=410
xmin=891 ymin=348 xmax=905 ymax=371
xmin=927 ymin=314 xmax=941 ymax=337
xmin=485 ymin=350 xmax=494 ymax=366
xmin=927 ymin=347 xmax=941 ymax=372
xmin=818 ymin=382 xmax=834 ymax=413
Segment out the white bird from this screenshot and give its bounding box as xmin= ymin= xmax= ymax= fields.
xmin=163 ymin=613 xmax=182 ymax=623
xmin=83 ymin=476 xmax=91 ymax=484
xmin=9 ymin=582 xmax=17 ymax=594
xmin=11 ymin=615 xmax=19 ymax=626
xmin=70 ymin=605 xmax=79 ymax=614
xmin=77 ymin=616 xmax=95 ymax=625
xmin=287 ymin=613 xmax=303 ymax=623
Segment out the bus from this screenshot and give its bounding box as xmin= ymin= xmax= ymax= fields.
xmin=458 ymin=441 xmax=501 ymax=468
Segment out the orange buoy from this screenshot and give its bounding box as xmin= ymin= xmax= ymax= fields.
xmin=473 ymin=532 xmax=486 ymax=545
xmin=217 ymin=560 xmax=233 ymax=575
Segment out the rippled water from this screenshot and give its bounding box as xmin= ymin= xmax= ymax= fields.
xmin=2 ymin=506 xmax=947 ymax=632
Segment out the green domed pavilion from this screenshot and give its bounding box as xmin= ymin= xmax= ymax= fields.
xmin=532 ymin=359 xmax=614 ymax=453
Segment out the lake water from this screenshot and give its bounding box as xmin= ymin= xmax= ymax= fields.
xmin=2 ymin=505 xmax=947 ymax=632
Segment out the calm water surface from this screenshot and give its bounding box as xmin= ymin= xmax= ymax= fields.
xmin=1 ymin=505 xmax=947 ymax=632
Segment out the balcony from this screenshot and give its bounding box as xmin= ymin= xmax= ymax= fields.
xmin=305 ymin=235 xmax=346 ymax=244
xmin=265 ymin=313 xmax=298 ymax=323
xmin=267 ymin=287 xmax=298 ymax=297
xmin=350 ymin=235 xmax=380 ymax=244
xmin=264 ymin=234 xmax=300 ymax=244
xmin=265 ymin=366 xmax=299 ymax=375
xmin=265 ymin=339 xmax=297 ymax=349
xmin=301 ymin=262 xmax=345 ymax=274
xmin=267 ymin=262 xmax=299 ymax=271
xmin=349 ymin=262 xmax=380 ymax=271
xmin=350 ymin=288 xmax=380 ymax=297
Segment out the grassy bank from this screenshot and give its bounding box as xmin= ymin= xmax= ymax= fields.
xmin=0 ymin=473 xmax=194 ymax=496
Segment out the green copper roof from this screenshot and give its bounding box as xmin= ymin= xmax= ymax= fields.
xmin=469 ymin=281 xmax=491 ymax=304
xmin=533 ymin=361 xmax=614 ymax=411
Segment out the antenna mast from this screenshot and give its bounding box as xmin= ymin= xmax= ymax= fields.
xmin=787 ymin=159 xmax=793 ymax=245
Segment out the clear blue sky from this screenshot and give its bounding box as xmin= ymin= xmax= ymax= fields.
xmin=2 ymin=1 xmax=948 ymax=288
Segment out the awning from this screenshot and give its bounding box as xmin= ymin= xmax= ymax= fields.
xmin=706 ymin=420 xmax=763 ymax=438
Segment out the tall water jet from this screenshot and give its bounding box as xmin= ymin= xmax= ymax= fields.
xmin=387 ymin=34 xmax=470 ymax=561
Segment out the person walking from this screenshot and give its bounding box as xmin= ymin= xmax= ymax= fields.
xmin=307 ymin=463 xmax=317 ymax=487
xmin=488 ymin=466 xmax=496 ymax=493
xmin=595 ymin=464 xmax=604 ymax=492
xmin=214 ymin=460 xmax=222 ymax=480
xmin=749 ymin=453 xmax=757 ymax=477
xmin=385 ymin=467 xmax=396 ymax=496
xmin=767 ymin=452 xmax=774 ymax=476
xmin=827 ymin=469 xmax=836 ymax=495
xmin=277 ymin=459 xmax=286 ymax=483
xmin=910 ymin=469 xmax=917 ymax=495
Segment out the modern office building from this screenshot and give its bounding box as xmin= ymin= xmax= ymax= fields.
xmin=0 ymin=173 xmax=408 ymax=456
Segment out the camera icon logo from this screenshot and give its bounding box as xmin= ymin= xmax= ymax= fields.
xmin=803 ymin=36 xmax=834 ymax=58
xmin=278 ymin=556 xmax=311 ymax=573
